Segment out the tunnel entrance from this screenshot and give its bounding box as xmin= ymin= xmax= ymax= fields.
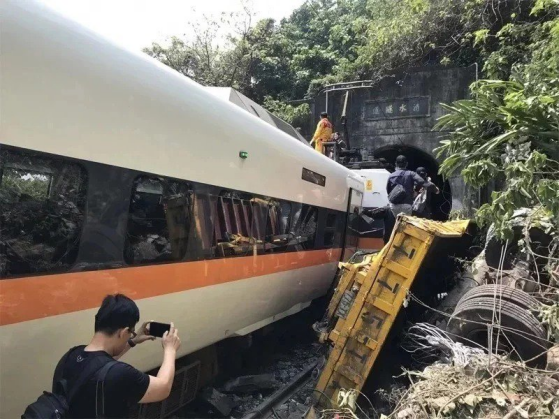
xmin=374 ymin=145 xmax=452 ymax=220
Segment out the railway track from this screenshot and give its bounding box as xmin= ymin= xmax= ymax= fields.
xmin=242 ymin=361 xmax=318 ymax=419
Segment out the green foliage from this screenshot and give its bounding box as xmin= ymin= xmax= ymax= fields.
xmin=1 ymin=170 xmax=50 ymax=201
xmin=144 ymin=10 xmax=266 ymax=94
xmin=435 ymin=7 xmax=559 ymax=241
xmin=145 ymin=0 xmax=558 ymax=149
xmin=473 ymin=29 xmax=489 ymax=47
xmin=262 ymin=97 xmax=311 ymax=128
xmin=145 ymin=0 xmax=558 ymax=101
xmin=532 ymin=0 xmax=559 ymax=15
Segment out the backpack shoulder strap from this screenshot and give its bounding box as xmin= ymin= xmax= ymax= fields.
xmin=53 ymin=346 xmax=82 ymax=384
xmin=52 ymin=346 xmax=84 ymax=395
xmin=95 ymin=361 xmax=117 ymax=419
xmin=67 ymin=355 xmax=111 ymax=403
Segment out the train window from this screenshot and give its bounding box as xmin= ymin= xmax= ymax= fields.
xmin=279 ymin=201 xmax=292 ymax=235
xmin=124 ymin=176 xmax=192 ymax=265
xmin=251 ymin=198 xmax=268 ymax=244
xmin=290 ymin=203 xmax=318 ymax=249
xmin=326 ymin=213 xmax=337 ymax=228
xmin=324 ymin=212 xmax=338 ymax=247
xmin=265 ymin=200 xmax=291 ymax=252
xmin=193 ymin=191 xmax=218 ymax=257
xmin=0 ymin=148 xmax=87 ymax=278
xmin=214 ymin=191 xmax=255 ymax=257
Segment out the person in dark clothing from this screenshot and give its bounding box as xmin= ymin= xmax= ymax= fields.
xmin=413 ymin=166 xmax=440 ymax=218
xmin=53 ymin=294 xmax=181 ymax=419
xmin=386 ymin=156 xmax=430 ymax=208
xmin=382 ymin=207 xmax=395 ymax=244
xmin=384 ymin=155 xmax=434 ymax=242
xmin=378 ymin=158 xmax=394 ymax=172
xmin=358 ymin=206 xmax=393 ymax=244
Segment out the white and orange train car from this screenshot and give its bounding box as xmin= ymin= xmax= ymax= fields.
xmin=0 ymin=1 xmax=364 ymax=417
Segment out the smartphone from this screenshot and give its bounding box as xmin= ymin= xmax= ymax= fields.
xmin=149 ymin=322 xmax=171 ymax=338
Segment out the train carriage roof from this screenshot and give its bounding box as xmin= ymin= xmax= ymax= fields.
xmin=0 ymin=0 xmax=363 ymax=212
xmin=205 ymin=88 xmax=309 ymax=145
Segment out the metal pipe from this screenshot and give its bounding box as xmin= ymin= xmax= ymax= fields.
xmin=342 ymin=90 xmax=349 ymax=117
xmin=341 ymin=90 xmax=350 ymax=149
xmin=323 ymin=80 xmax=375 ymax=89
xmin=316 ymin=79 xmax=376 ymax=99
xmin=322 ymin=85 xmax=376 ymax=93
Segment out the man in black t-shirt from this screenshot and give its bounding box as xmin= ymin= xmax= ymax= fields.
xmin=53 ymin=294 xmax=181 ymax=418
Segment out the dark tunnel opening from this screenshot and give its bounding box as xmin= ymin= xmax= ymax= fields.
xmin=374 ymin=145 xmax=452 ymax=220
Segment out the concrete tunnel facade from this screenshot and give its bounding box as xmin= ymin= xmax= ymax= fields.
xmin=312 ymin=65 xmax=478 ymax=219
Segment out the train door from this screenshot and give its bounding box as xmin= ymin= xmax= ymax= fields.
xmin=342 ymin=188 xmax=363 ymax=261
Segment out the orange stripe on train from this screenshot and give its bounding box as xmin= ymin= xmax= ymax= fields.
xmin=0 ymin=248 xmax=341 ymax=326
xmin=357 ymin=237 xmax=384 ymax=250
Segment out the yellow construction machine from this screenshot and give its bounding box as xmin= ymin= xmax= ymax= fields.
xmin=311 ymin=215 xmax=471 ymax=414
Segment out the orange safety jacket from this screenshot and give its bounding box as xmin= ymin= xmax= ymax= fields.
xmin=311 ymin=118 xmax=333 ymax=153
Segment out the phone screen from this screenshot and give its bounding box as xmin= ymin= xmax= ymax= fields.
xmin=149 ymin=322 xmax=171 ymax=338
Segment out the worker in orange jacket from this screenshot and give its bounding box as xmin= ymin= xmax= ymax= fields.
xmin=310 ymin=112 xmax=333 ymax=154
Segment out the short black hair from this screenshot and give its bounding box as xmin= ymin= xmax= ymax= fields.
xmin=94 ymin=294 xmax=140 ymax=335
xmin=395 ymin=155 xmax=408 ymax=168
xmin=320 ymin=111 xmax=328 ymax=118
xmin=416 ymin=166 xmax=427 ymax=176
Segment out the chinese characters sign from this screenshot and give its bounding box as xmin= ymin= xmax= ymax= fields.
xmin=365 ymin=96 xmax=430 ymax=120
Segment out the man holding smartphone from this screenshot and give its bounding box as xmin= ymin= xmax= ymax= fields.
xmin=52 ymin=294 xmax=181 ymax=418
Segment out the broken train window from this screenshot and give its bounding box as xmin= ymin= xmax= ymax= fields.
xmin=0 ymin=147 xmax=87 ymax=278
xmin=323 ymin=211 xmax=338 ymax=248
xmin=264 ymin=200 xmax=292 ymax=251
xmin=124 ymin=176 xmax=193 ymax=264
xmin=289 ymin=203 xmax=318 ymax=249
xmin=214 ymin=192 xmax=297 ymax=256
xmin=213 ymin=190 xmax=255 ymax=257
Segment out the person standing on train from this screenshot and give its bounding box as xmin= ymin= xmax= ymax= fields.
xmin=52 ymin=294 xmax=181 ymax=418
xmin=310 ymin=111 xmax=333 ymax=154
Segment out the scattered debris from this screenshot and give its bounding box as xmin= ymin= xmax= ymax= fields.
xmin=227 ymin=343 xmax=320 ymax=417
xmin=223 ymin=374 xmax=277 ymax=394
xmin=273 ymin=400 xmax=309 ymax=419
xmin=387 ymin=325 xmax=559 ymax=419
xmin=541 ymin=302 xmax=559 ymax=342
xmin=471 ymin=254 xmax=540 ymax=293
xmin=548 ymin=345 xmax=559 ymax=379
xmin=200 ymin=387 xmax=236 ymax=417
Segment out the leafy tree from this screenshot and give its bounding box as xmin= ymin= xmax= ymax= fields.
xmin=143 ymin=9 xmax=258 ymax=89
xmin=435 ymin=2 xmax=558 ymax=261
xmin=263 ymin=97 xmax=311 ymax=129
xmin=143 ymin=0 xmax=558 ymax=135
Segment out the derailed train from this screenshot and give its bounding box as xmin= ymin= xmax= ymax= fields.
xmin=0 ymin=1 xmax=364 ymax=417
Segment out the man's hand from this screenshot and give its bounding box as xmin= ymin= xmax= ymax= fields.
xmin=162 ymin=322 xmax=181 ymax=353
xmin=133 ymin=320 xmax=155 ymax=345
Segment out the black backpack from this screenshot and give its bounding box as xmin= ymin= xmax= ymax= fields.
xmin=388 ymin=170 xmax=413 ymax=205
xmin=388 ymin=183 xmax=407 ymax=204
xmin=22 ymin=347 xmax=116 ymax=419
